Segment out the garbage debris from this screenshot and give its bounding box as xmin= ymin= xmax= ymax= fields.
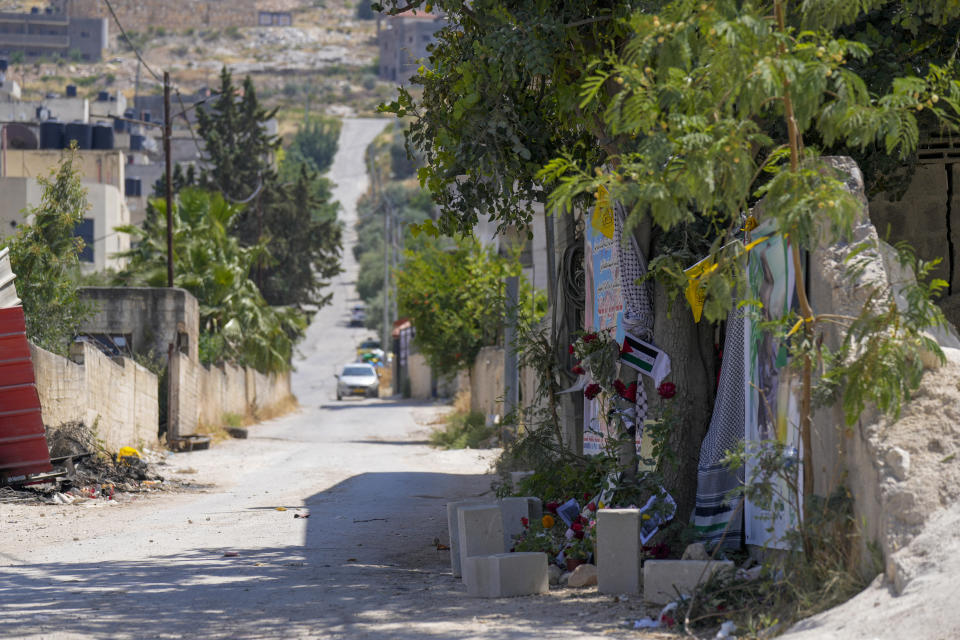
xmin=716 ymin=620 xmax=737 ymax=639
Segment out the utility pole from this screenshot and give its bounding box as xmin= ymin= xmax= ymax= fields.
xmin=164 ymin=70 xmax=174 ymax=287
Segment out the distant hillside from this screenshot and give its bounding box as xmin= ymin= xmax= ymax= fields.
xmin=0 ymin=0 xmax=393 ymax=122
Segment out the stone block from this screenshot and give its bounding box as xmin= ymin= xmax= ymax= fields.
xmin=458 ymin=504 xmax=505 ymax=583
xmin=596 ymin=509 xmax=642 ymax=595
xmin=510 ymin=470 xmax=534 ymax=487
xmin=463 ymin=552 xmax=548 ymax=597
xmin=642 ymin=560 xmax=735 ymax=605
xmin=567 ymin=563 xmax=598 ymax=588
xmin=500 ymin=496 xmax=542 ymax=550
xmin=445 ymin=499 xmax=484 ymax=577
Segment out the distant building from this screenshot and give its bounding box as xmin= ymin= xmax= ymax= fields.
xmin=70 ymin=0 xmax=298 ymax=31
xmin=378 ymin=11 xmax=444 ymax=84
xmin=0 ymin=149 xmax=131 ymax=271
xmin=258 ymin=11 xmax=292 ymax=26
xmin=0 ymin=0 xmax=107 ymax=62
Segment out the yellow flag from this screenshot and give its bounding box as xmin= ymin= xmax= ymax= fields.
xmin=684 ymin=257 xmax=717 ymax=323
xmin=592 ymin=185 xmax=615 ymax=239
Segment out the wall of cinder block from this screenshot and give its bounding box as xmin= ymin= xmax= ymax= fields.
xmin=32 ymin=341 xmax=159 ymax=452
xmin=170 ymin=351 xmax=292 ymax=438
xmin=869 ymin=162 xmax=960 ymax=328
xmin=70 ymin=0 xmax=298 ymax=30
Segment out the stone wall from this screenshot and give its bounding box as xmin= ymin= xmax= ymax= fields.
xmin=32 ymin=341 xmax=158 ymax=452
xmin=69 ymin=0 xmax=300 ymax=31
xmin=169 ymin=350 xmax=293 ymax=439
xmin=810 ymin=156 xmax=960 ymax=579
xmin=471 ymin=346 xmax=504 ymax=418
xmin=407 ymin=353 xmax=432 ymax=399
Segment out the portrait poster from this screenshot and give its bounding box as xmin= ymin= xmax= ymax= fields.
xmin=582 ymin=192 xmax=640 ymax=456
xmin=743 ymin=220 xmax=803 ymax=548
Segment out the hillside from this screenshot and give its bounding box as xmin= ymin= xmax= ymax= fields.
xmin=0 ymin=0 xmax=392 ymax=128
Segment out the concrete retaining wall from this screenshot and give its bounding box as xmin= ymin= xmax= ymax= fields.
xmin=408 ymin=353 xmax=432 ymax=399
xmin=170 ymin=351 xmax=293 ymax=438
xmin=32 ymin=342 xmax=159 ymax=452
xmin=471 ymin=346 xmax=504 ymax=417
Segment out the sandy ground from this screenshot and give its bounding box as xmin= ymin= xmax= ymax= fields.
xmin=0 ymin=119 xmax=668 ymax=640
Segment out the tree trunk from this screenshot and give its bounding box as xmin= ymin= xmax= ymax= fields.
xmin=653 ymin=282 xmax=718 ymax=526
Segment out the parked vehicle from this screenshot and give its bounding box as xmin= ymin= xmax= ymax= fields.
xmin=349 ymin=304 xmax=366 ymax=327
xmin=356 ymin=338 xmax=384 ymax=362
xmin=335 ymin=363 xmax=380 ymax=400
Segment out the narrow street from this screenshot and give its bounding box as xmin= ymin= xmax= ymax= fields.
xmin=0 ymin=120 xmax=642 ymax=640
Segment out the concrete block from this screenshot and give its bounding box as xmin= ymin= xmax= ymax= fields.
xmin=463 ymin=552 xmax=548 ymax=597
xmin=446 ymin=499 xmax=484 ymax=577
xmin=596 ymin=508 xmax=642 ymax=595
xmin=510 ymin=470 xmax=534 ymax=487
xmin=458 ymin=504 xmax=505 ymax=583
xmin=642 ymin=560 xmax=735 ymax=605
xmin=500 ymin=496 xmax=542 ymax=550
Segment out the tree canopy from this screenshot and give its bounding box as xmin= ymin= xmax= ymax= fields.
xmin=5 ymin=149 xmax=91 ymax=354
xmin=196 ymin=67 xmax=343 ymax=308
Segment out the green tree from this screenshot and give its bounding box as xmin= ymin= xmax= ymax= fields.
xmin=115 ymin=189 xmax=305 ymax=373
xmin=6 ymin=149 xmax=91 ymax=354
xmin=196 ymin=67 xmax=343 ymax=308
xmin=396 ymin=238 xmax=545 ymax=378
xmin=379 ymin=0 xmax=960 ymax=523
xmin=259 ymin=163 xmax=343 ymax=308
xmin=289 ymin=116 xmax=342 ymax=174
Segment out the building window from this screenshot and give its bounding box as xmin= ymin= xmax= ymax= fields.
xmin=75 ymin=218 xmax=94 ymax=263
xmin=80 ymin=31 xmax=89 ymax=38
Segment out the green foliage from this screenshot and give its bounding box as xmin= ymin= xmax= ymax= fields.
xmin=5 ymin=149 xmax=91 ymax=355
xmin=814 ymin=240 xmax=947 ymax=424
xmin=114 ymin=189 xmax=306 ymax=373
xmin=691 ymin=443 xmax=867 ymax=636
xmin=395 ymin=237 xmax=545 ymax=378
xmin=289 ymin=116 xmax=342 ymax=174
xmin=196 ymin=67 xmax=342 ymax=309
xmin=429 ymin=410 xmax=495 ymax=449
xmin=539 ymin=1 xmax=960 ymax=323
xmin=259 ymin=161 xmax=343 ymax=308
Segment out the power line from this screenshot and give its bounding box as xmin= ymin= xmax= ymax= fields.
xmin=101 ymin=0 xmax=162 ymax=83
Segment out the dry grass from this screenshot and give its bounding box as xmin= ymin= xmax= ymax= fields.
xmin=251 ymin=394 xmax=300 ymax=423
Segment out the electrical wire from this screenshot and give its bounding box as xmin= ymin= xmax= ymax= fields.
xmin=101 ymin=0 xmax=162 ymax=83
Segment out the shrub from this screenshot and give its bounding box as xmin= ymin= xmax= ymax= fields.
xmin=430 ymin=411 xmax=495 ymax=449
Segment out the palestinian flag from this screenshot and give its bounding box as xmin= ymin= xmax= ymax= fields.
xmin=621 ymin=331 xmax=671 ymax=386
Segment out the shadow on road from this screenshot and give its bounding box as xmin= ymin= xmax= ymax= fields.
xmin=318 ymin=398 xmax=445 ymax=411
xmin=0 ymin=471 xmax=554 ymax=640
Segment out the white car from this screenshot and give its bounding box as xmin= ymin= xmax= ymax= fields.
xmin=335 ymin=363 xmax=379 ymax=400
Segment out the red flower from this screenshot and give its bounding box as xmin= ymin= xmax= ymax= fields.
xmin=578 ymin=515 xmax=589 ymax=525
xmin=584 ymin=383 xmax=601 ymax=400
xmin=568 ymin=344 xmax=575 ymax=355
xmin=587 ymin=502 xmax=596 ymax=512
xmin=545 ymin=501 xmax=559 ymax=514
xmin=582 ymin=333 xmax=598 ymax=343
xmin=613 ymin=379 xmax=626 ymax=395
xmin=521 ymin=517 xmax=529 ymax=527
xmin=662 ymin=614 xmax=676 ymax=628
xmin=583 ymin=492 xmax=591 ymax=500
xmin=620 ymin=340 xmax=633 ymax=355
xmin=571 ymin=364 xmax=585 ymax=375
xmin=571 ymin=522 xmax=583 ymax=532
xmin=657 ymin=381 xmax=677 ymax=399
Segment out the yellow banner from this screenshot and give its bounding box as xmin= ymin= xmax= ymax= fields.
xmin=592 ymin=185 xmax=615 ymax=239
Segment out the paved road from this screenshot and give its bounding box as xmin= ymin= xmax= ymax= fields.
xmin=0 ymin=119 xmax=643 ymax=640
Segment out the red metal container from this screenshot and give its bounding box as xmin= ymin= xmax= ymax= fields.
xmin=0 ymin=306 xmax=51 ymax=479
